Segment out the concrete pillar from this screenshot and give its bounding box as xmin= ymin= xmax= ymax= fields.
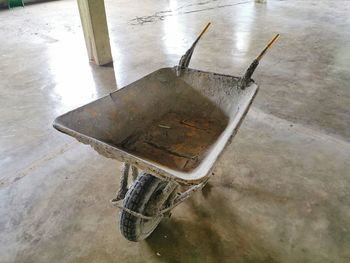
xmin=77 ymin=0 xmax=113 ymax=65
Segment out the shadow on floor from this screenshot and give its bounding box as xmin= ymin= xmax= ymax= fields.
xmin=144 ymin=185 xmax=280 ymax=263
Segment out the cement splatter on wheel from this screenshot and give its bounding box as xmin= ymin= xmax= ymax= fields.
xmin=119 ymin=173 xmax=176 ymax=241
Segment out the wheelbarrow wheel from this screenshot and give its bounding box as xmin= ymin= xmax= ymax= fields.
xmin=119 ymin=173 xmax=174 ymax=242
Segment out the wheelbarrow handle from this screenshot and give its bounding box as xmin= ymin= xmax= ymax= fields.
xmin=177 ymin=22 xmax=211 ymax=75
xmin=240 ymin=33 xmax=280 ymax=89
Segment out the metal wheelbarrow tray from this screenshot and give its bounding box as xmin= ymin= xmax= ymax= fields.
xmin=53 ymin=23 xmax=279 ymax=241
xmin=53 ymin=67 xmax=258 ymax=184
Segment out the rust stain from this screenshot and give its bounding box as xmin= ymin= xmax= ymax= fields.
xmin=119 ymin=112 xmax=227 ymax=172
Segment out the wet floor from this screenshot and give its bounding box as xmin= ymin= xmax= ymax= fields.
xmin=0 ymin=0 xmax=350 ymax=262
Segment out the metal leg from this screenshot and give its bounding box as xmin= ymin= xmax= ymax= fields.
xmin=113 ymin=163 xmax=130 ymax=201
xmin=131 ymin=165 xmax=138 ymax=181
xmin=112 ymin=180 xmax=207 ymax=219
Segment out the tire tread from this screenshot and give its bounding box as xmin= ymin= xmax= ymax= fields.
xmin=119 ymin=173 xmax=159 ymax=241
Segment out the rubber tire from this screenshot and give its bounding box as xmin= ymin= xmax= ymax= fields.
xmin=119 ymin=173 xmax=168 ymax=242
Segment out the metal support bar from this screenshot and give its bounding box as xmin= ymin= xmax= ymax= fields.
xmin=112 ymin=163 xmax=130 ymax=201
xmin=111 ymin=179 xmax=208 ymax=220
xmin=131 ymin=165 xmax=138 ymax=181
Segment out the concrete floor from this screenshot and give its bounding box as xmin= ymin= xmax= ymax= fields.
xmin=1 ymin=0 xmax=350 ymax=262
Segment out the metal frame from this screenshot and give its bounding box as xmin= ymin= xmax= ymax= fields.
xmin=111 ymin=163 xmax=209 ymax=220
xmin=110 ymin=26 xmax=280 ymax=220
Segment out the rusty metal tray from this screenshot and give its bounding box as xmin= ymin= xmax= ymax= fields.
xmin=53 ymin=23 xmax=280 ymax=185
xmin=53 ymin=66 xmax=258 ymax=184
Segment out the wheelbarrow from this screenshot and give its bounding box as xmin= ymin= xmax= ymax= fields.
xmin=53 ymin=23 xmax=279 ymax=242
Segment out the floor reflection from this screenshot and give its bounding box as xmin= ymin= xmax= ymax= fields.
xmin=162 ymin=0 xmax=186 ymax=57
xmin=47 ymin=38 xmax=106 ymax=113
xmin=231 ymin=2 xmax=255 ymax=55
